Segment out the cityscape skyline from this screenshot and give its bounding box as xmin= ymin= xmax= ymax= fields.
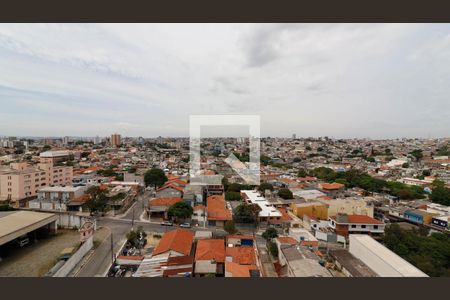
xmin=1 ymin=24 xmax=450 ymax=138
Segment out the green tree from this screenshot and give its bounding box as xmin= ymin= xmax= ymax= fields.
xmin=126 ymin=226 xmax=147 ymax=248
xmin=269 ymin=241 xmax=279 ymax=258
xmin=224 ymin=220 xmax=238 ymax=234
xmin=222 ymin=177 xmax=229 ymax=191
xmin=234 ymin=203 xmax=261 ymax=224
xmin=409 ymin=149 xmax=423 ymax=161
xmin=262 ymin=227 xmax=278 ymax=240
xmin=297 ymin=168 xmax=308 ymax=178
xmin=167 ymin=202 xmax=193 ymax=222
xmin=430 ymin=180 xmax=450 ymax=206
xmin=258 ymin=182 xmax=274 ymax=192
xmin=84 ymin=186 xmax=108 ymax=214
xmin=366 ymin=156 xmax=376 ymax=163
xmin=437 ymin=145 xmax=450 ymax=156
xmin=260 ymin=155 xmax=271 ymax=166
xmin=422 ymin=170 xmax=431 ymax=177
xmin=225 ymin=191 xmax=241 ymax=201
xmin=383 ymin=223 xmax=450 ymax=277
xmin=278 ymin=188 xmax=293 ymax=200
xmin=311 ymin=167 xmax=337 ymax=182
xmin=144 ymin=168 xmax=168 ymax=188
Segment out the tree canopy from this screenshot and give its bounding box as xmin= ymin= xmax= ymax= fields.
xmin=167 ymin=202 xmax=193 ymax=222
xmin=234 ymin=203 xmax=261 ymax=224
xmin=258 ymin=182 xmax=274 ymax=192
xmin=430 ymin=180 xmax=450 ymax=206
xmin=84 ymin=186 xmax=108 ymax=213
xmin=297 ymin=168 xmax=308 ymax=178
xmin=262 ymin=227 xmax=278 ymax=240
xmin=224 ymin=220 xmax=238 ymax=234
xmin=409 ymin=149 xmax=423 ymax=161
xmin=144 ymin=168 xmax=168 ymax=188
xmin=278 ymin=188 xmax=293 ymax=200
xmin=383 ymin=224 xmax=450 ymax=277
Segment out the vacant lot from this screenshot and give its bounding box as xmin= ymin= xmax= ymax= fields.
xmin=0 ymin=229 xmax=80 ymax=277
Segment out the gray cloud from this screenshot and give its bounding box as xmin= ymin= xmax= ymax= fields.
xmin=0 ymin=24 xmax=449 ymax=139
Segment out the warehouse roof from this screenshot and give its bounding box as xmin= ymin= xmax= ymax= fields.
xmin=349 ymin=234 xmax=428 ymax=277
xmin=0 ymin=210 xmax=57 ymax=246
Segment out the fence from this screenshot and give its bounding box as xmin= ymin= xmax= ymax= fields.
xmin=53 ymin=236 xmax=93 ymax=277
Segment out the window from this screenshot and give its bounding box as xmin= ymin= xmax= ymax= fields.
xmin=351 ymin=224 xmax=356 ymax=228
xmin=373 ymin=225 xmax=378 ymax=229
xmin=361 ymin=225 xmax=366 ymax=229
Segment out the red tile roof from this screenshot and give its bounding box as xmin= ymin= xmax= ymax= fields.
xmin=157 ymin=183 xmax=184 ymax=192
xmin=193 ymin=204 xmax=206 ymax=211
xmin=347 ymin=215 xmax=383 ymax=224
xmin=195 ymin=239 xmax=225 ymax=263
xmin=207 ymin=195 xmax=232 ymax=221
xmin=276 ymin=236 xmax=298 ymax=245
xmin=225 ymin=261 xmax=258 ymax=277
xmin=320 ymin=183 xmax=345 ymax=190
xmin=225 ymin=234 xmax=255 ymax=240
xmin=298 ymin=176 xmax=318 ymax=181
xmin=149 ymin=197 xmax=182 ymax=207
xmin=152 ymin=228 xmax=194 ymax=257
xmin=226 ymin=247 xmax=256 ymax=265
xmin=331 ymin=214 xmax=383 ymax=225
xmin=277 ymin=208 xmax=293 ymax=221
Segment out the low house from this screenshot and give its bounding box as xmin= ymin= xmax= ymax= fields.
xmin=194 ymin=239 xmax=226 ymax=277
xmin=328 ymin=213 xmax=385 ymax=238
xmin=133 ymin=255 xmax=194 ymax=278
xmin=162 ymin=256 xmax=194 ymax=277
xmin=192 ymin=204 xmax=206 ymax=225
xmin=147 ymin=197 xmax=182 ymax=220
xmin=225 ymin=235 xmax=255 ymax=247
xmin=206 ymin=195 xmax=232 ymax=227
xmin=29 ymin=185 xmax=87 ymax=212
xmin=278 ymin=244 xmax=331 ymax=277
xmin=319 ymin=183 xmax=345 ymax=199
xmin=151 ymin=228 xmax=194 ymax=259
xmin=156 ymin=183 xmax=184 ymax=198
xmin=288 ymin=228 xmax=319 ymax=249
xmin=291 ymin=202 xmax=328 ymax=220
xmin=293 ymin=189 xmax=326 ymax=200
xmin=225 ymin=246 xmax=260 ymax=277
xmin=403 ymin=209 xmax=437 ymax=225
xmin=241 ymin=190 xmax=283 ymax=224
xmin=328 ymin=249 xmax=378 ymax=277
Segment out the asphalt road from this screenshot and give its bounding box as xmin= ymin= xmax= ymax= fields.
xmin=75 ymin=191 xmax=224 ymax=277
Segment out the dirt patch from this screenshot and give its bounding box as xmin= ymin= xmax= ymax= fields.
xmin=145 ymin=233 xmax=162 ymax=247
xmin=0 ymin=229 xmax=80 ymax=277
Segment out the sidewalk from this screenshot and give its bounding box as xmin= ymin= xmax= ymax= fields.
xmin=255 ymin=236 xmax=278 ymax=277
xmin=69 ymin=227 xmax=111 ymax=277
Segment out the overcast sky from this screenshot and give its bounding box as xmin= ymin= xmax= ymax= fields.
xmin=0 ymin=24 xmax=449 ymax=139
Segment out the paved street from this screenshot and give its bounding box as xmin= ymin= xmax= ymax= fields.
xmin=75 ymin=191 xmax=224 ymax=277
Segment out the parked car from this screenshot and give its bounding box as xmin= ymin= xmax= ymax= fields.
xmin=15 ymin=235 xmax=29 ymax=247
xmin=160 ymin=221 xmax=174 ymax=226
xmin=179 ymin=222 xmax=191 ymax=228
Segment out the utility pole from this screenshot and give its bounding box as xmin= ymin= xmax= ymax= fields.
xmin=110 ymin=234 xmax=114 ymax=264
xmin=131 ymin=205 xmax=135 ymax=229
